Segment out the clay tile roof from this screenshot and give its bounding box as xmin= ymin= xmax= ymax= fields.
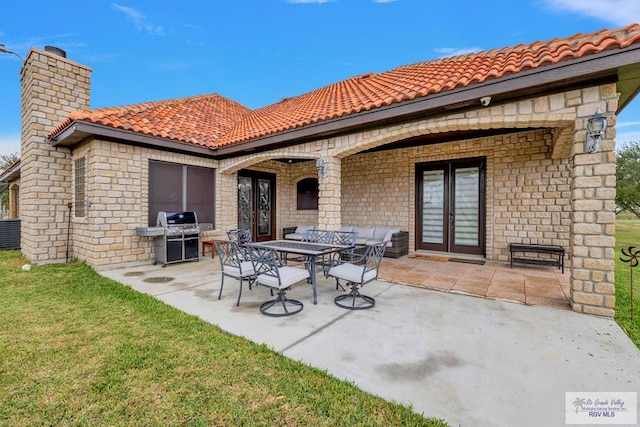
xmin=220 ymin=23 xmax=640 ymax=146
xmin=50 ymin=93 xmax=252 ymax=147
xmin=50 ymin=23 xmax=640 ymax=149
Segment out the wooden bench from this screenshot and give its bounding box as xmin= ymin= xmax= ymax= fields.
xmin=509 ymin=243 xmax=565 ymax=273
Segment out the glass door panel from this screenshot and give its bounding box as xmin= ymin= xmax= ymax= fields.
xmin=238 ymin=175 xmax=253 ymax=231
xmin=453 ymin=166 xmax=479 ymax=247
xmin=257 ymin=178 xmax=271 ymax=238
xmin=237 ymin=171 xmax=275 ymax=241
xmin=422 ymin=170 xmax=445 ymax=245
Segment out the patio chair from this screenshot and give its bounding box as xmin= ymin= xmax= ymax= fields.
xmin=213 ymin=239 xmax=256 ymax=306
xmin=227 ymin=228 xmax=253 ymax=261
xmin=327 ymin=241 xmax=387 ymax=310
xmin=327 ymin=230 xmax=358 ymax=286
xmin=302 ymin=229 xmax=333 ymax=244
xmin=227 ymin=228 xmax=253 ymax=245
xmin=248 ymin=246 xmax=309 ymax=317
xmin=283 ymin=228 xmax=335 ymax=267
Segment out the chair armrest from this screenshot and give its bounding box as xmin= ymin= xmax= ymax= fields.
xmin=329 ymin=249 xmax=367 ymax=269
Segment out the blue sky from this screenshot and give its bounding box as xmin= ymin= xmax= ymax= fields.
xmin=1 ymin=0 xmax=640 ymax=158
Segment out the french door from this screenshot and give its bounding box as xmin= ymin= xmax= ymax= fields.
xmin=416 ymin=157 xmax=485 ymax=255
xmin=237 ymin=170 xmax=276 ymax=242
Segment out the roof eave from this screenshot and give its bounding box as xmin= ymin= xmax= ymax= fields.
xmin=0 ymin=161 xmax=21 ymax=183
xmin=215 ymin=44 xmax=640 ymax=158
xmin=49 ymin=121 xmax=217 ymax=158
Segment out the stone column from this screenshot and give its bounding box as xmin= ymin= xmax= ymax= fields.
xmin=216 ymin=170 xmax=238 ymax=234
xmin=317 ymin=156 xmax=341 ymax=230
xmin=569 ymin=84 xmax=617 ymax=317
xmin=20 ymin=47 xmax=91 ymax=263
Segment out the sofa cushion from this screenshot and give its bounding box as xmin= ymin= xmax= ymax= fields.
xmin=383 ymin=227 xmax=400 ymax=242
xmin=373 ymin=227 xmax=390 ymax=240
xmin=284 ymin=225 xmax=315 ymax=240
xmin=353 ymin=226 xmax=375 ymax=239
xmin=295 ymin=225 xmax=314 ymax=234
xmin=285 ymin=232 xmax=304 ymax=240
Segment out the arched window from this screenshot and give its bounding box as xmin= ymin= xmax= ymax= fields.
xmin=297 ymin=178 xmax=318 ymax=210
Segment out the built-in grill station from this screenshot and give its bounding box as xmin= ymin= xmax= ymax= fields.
xmin=136 ymin=211 xmax=200 ymax=267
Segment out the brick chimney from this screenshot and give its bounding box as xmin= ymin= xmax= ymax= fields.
xmin=20 ymin=47 xmax=91 ymax=263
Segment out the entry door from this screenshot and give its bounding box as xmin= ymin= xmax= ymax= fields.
xmin=416 ymin=158 xmax=485 ymax=255
xmin=237 ymin=170 xmax=276 ymax=242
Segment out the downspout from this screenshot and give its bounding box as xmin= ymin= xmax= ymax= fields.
xmin=66 ymin=202 xmax=72 ymax=262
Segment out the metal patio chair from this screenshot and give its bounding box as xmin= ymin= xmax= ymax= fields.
xmin=327 ymin=230 xmax=358 ymax=286
xmin=327 ymin=241 xmax=387 ymax=310
xmin=248 ymin=246 xmax=309 ymax=317
xmin=213 ymin=239 xmax=256 ymax=306
xmin=227 ymin=228 xmax=253 ymax=245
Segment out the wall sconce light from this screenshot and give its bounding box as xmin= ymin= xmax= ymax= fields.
xmin=586 ymin=107 xmax=607 ymax=153
xmin=316 ymin=159 xmax=328 ymax=178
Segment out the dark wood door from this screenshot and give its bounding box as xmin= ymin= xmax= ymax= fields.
xmin=238 ymin=170 xmax=276 ymax=242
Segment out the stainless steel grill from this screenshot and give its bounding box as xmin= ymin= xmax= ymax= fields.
xmin=154 ymin=211 xmax=200 ymax=267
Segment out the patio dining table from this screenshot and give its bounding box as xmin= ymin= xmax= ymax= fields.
xmin=245 ymin=240 xmax=354 ymax=305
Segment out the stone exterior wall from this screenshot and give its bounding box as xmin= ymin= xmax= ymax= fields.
xmin=338 ymin=129 xmax=572 ymax=262
xmin=20 ymin=48 xmax=91 ymax=263
xmin=224 ymin=84 xmax=616 ymax=316
xmin=282 ymin=161 xmax=319 ymax=234
xmin=568 ymin=85 xmax=618 ymax=317
xmin=19 ymin=47 xmax=617 ymax=315
xmin=70 ymin=139 xmax=221 ymax=267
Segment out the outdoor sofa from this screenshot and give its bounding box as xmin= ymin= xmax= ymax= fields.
xmin=282 ymin=225 xmax=409 ymax=258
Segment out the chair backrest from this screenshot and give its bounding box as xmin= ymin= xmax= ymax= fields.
xmin=302 ymin=228 xmax=333 ymax=243
xmin=332 ymin=230 xmax=357 ymax=246
xmin=359 ymin=242 xmax=387 ymax=283
xmin=248 ymin=246 xmax=282 ymax=281
xmin=227 ymin=229 xmax=252 ymax=245
xmin=213 ymin=239 xmax=248 ymax=272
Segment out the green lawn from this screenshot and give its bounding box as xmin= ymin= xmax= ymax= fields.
xmin=614 ymin=220 xmax=640 ymax=347
xmin=0 ymin=250 xmax=447 ymax=426
xmin=2 ymin=221 xmax=639 ymax=425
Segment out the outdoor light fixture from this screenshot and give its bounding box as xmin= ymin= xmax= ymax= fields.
xmin=586 ymin=107 xmax=607 ymax=153
xmin=0 ymin=44 xmax=23 ymax=62
xmin=316 ymin=159 xmax=328 ymax=178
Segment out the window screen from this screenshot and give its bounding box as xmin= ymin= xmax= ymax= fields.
xmin=148 ymin=160 xmax=215 ymax=226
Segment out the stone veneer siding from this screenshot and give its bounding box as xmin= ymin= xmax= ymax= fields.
xmin=222 ymin=84 xmax=617 ymax=316
xmin=69 ymin=139 xmax=223 ymax=267
xmin=20 ymin=48 xmax=617 ymax=317
xmin=20 ymin=48 xmax=91 ymax=263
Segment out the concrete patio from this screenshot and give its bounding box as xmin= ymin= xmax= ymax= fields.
xmin=97 ymin=256 xmax=639 ymax=427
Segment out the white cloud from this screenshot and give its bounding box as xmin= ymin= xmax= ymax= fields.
xmin=0 ymin=134 xmax=20 ymax=158
xmin=542 ymin=0 xmax=640 ymax=26
xmin=434 ymin=47 xmax=483 ymax=58
xmin=616 ymin=120 xmax=640 ymax=128
xmin=112 ymin=4 xmax=165 ymax=36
